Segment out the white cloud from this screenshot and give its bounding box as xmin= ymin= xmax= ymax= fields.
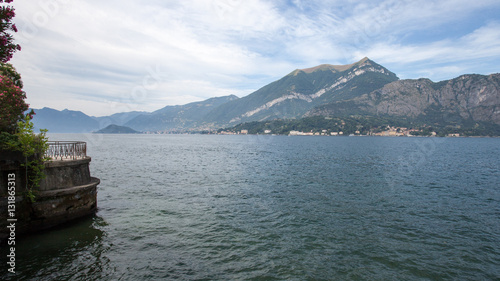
xmin=356 ymin=21 xmax=500 ymax=80
xmin=6 ymin=0 xmax=500 ymax=116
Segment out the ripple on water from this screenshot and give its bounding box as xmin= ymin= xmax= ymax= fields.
xmin=3 ymin=135 xmax=500 ymax=280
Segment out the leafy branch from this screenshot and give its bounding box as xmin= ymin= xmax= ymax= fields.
xmin=4 ymin=114 xmax=50 ymax=202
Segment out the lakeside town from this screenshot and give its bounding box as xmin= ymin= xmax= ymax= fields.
xmin=218 ymin=126 xmax=462 ymax=137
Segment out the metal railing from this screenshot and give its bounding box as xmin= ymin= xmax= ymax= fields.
xmin=46 ymin=141 xmax=87 ymax=160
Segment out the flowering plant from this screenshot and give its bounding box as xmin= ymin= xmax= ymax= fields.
xmin=0 ymin=66 xmax=29 ymax=132
xmin=0 ymin=0 xmax=25 ymax=132
xmin=0 ymin=0 xmax=21 ymax=63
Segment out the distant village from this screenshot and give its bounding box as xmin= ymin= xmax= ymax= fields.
xmin=218 ymin=126 xmax=462 ymax=137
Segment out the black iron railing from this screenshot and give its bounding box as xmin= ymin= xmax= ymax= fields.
xmin=46 ymin=141 xmax=87 ymax=160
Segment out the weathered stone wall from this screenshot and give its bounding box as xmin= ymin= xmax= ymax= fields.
xmin=0 ymin=156 xmax=99 ymax=240
xmin=39 ymin=158 xmax=92 ymax=191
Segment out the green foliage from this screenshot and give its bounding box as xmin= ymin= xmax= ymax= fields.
xmin=0 ymin=0 xmax=21 ymax=63
xmin=0 ymin=129 xmax=17 ymax=148
xmin=0 ymin=63 xmax=29 ymax=133
xmin=0 ymin=1 xmax=44 ymax=200
xmin=5 ymin=114 xmax=50 ymax=202
xmin=0 ymin=62 xmax=22 ymax=87
xmin=15 ymin=114 xmax=49 ymax=158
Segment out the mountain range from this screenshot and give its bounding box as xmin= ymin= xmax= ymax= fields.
xmin=31 ymin=57 xmax=500 ymax=133
xmin=306 ymin=73 xmax=500 ymax=125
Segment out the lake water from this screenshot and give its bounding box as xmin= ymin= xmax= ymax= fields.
xmin=2 ymin=134 xmax=500 ymax=280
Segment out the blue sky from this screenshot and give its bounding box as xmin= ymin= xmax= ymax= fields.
xmin=8 ymin=0 xmax=500 ymax=116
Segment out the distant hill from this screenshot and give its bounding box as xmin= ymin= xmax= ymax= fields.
xmin=29 ymin=95 xmax=238 ymax=133
xmin=94 ymin=124 xmax=140 ymax=134
xmin=93 ymin=111 xmax=147 ymax=128
xmin=32 ymin=107 xmax=100 ymax=133
xmin=124 ymin=95 xmax=239 ymax=132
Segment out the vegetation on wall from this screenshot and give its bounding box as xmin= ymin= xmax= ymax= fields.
xmin=2 ymin=115 xmax=50 ymax=201
xmin=0 ymin=0 xmax=49 ymax=201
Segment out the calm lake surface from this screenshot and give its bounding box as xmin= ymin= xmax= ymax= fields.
xmin=2 ymin=134 xmax=500 ymax=280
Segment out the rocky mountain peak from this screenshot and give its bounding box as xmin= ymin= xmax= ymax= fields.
xmin=291 ymin=57 xmax=376 ymax=76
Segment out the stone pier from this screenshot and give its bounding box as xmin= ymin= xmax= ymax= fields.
xmin=0 ymin=141 xmax=99 ymax=240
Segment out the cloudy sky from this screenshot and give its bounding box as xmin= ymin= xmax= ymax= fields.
xmin=9 ymin=0 xmax=500 ymax=116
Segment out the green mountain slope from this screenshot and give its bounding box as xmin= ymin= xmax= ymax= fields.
xmin=205 ymin=57 xmax=398 ymax=126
